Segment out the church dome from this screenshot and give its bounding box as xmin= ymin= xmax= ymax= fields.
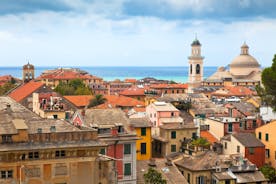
xmin=191 ymin=38 xmax=201 ymax=46
xmin=229 ymin=43 xmax=260 ymax=77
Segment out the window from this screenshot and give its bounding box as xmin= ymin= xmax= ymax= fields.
xmin=124 ymin=163 xmax=131 ymax=176
xmin=253 ymin=120 xmax=257 ymax=128
xmin=171 ymin=145 xmax=176 ymax=152
xmin=154 ymin=113 xmax=156 ymax=118
xmin=141 ymin=127 xmax=146 ymax=136
xmin=99 ymin=148 xmax=106 ymax=155
xmin=55 ymin=150 xmax=66 ymax=158
xmin=258 ymin=132 xmax=262 ymax=140
xmin=265 ymin=149 xmax=270 ymax=158
xmin=171 ymin=131 xmax=176 ymax=139
xmin=1 ymin=135 xmax=12 ymax=143
xmin=237 ymin=146 xmax=240 ymax=153
xmin=225 ymin=180 xmax=230 ymax=184
xmin=192 ymin=132 xmax=197 ymax=139
xmin=0 ymin=170 xmax=13 ymax=179
xmin=228 ymin=123 xmax=233 ymax=132
xmin=224 ymin=142 xmax=227 ymax=149
xmin=190 ymin=64 xmax=193 ymax=74
xmin=196 ymin=64 xmax=200 ymax=74
xmin=29 ymin=152 xmax=39 ymax=160
xmin=172 ymin=90 xmax=174 ymax=94
xmin=239 ymin=122 xmax=243 ymax=128
xmin=265 ymin=133 xmax=269 ymax=141
xmin=141 ymin=143 xmax=146 ymax=154
xmin=196 ymin=176 xmax=205 ymax=184
xmin=187 ymin=173 xmax=190 ymax=183
xmin=124 ymin=144 xmax=131 ymax=154
xmin=249 ymin=147 xmax=254 ymax=155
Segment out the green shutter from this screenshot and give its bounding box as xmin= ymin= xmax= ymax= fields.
xmin=124 ymin=163 xmax=131 ymax=176
xmin=265 ymin=133 xmax=269 ymax=141
xmin=258 ymin=132 xmax=262 ymax=140
xmin=124 ymin=144 xmax=131 ymax=154
xmin=171 ymin=131 xmax=176 ymax=139
xmin=141 ymin=127 xmax=146 ymax=136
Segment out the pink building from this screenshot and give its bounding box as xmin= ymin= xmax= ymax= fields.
xmin=146 ymin=102 xmax=182 ymax=136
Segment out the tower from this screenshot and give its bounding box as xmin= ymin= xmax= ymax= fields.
xmin=22 ymin=62 xmax=35 ymax=83
xmin=188 ymin=37 xmax=204 ymax=93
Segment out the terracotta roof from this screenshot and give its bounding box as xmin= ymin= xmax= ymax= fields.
xmin=200 ymin=130 xmax=218 ymax=144
xmin=119 ymin=87 xmax=147 ymax=96
xmin=95 ymin=95 xmax=145 ymax=109
xmin=64 ymin=95 xmax=93 ymax=107
xmin=133 ymin=107 xmax=146 ymax=112
xmin=8 ymin=81 xmax=44 ymax=102
xmin=124 ymin=78 xmax=137 ymax=83
xmin=37 ymin=68 xmax=102 ymax=80
xmin=150 ymin=83 xmax=188 ymax=89
xmin=212 ymin=86 xmax=256 ymax=97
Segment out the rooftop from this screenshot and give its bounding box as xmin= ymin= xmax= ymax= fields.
xmin=83 ymin=108 xmax=131 ymax=129
xmin=150 ymin=102 xmax=179 ymax=112
xmin=137 ymin=159 xmax=188 ymax=184
xmin=232 ymin=133 xmax=264 ymax=147
xmin=8 ymin=80 xmax=45 ymax=102
xmin=129 ymin=117 xmax=152 ymax=128
xmin=0 ymin=96 xmax=81 ymax=135
xmin=64 ymin=95 xmax=93 ymax=107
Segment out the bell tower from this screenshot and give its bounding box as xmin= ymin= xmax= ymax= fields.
xmin=188 ymin=37 xmax=204 ymax=93
xmin=23 ymin=62 xmax=35 ymax=83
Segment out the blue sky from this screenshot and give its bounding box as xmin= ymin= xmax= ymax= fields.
xmin=0 ymin=0 xmax=275 ymax=67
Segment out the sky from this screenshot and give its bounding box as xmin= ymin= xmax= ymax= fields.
xmin=0 ymin=0 xmax=276 ymax=67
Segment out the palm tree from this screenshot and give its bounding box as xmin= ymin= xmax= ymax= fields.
xmin=87 ymin=94 xmax=107 ymax=108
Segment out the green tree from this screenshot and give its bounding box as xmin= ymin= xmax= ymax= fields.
xmin=260 ymin=165 xmax=276 ymax=182
xmin=175 ymin=101 xmax=192 ymax=111
xmin=54 ymin=79 xmax=91 ymax=96
xmin=87 ymin=94 xmax=107 ymax=108
xmin=0 ymin=82 xmax=17 ymax=95
xmin=144 ymin=168 xmax=167 ymax=184
xmin=191 ymin=137 xmax=210 ymax=151
xmin=261 ymin=54 xmax=276 ymax=111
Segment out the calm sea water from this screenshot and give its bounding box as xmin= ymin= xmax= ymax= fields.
xmin=0 ymin=66 xmax=217 ymax=83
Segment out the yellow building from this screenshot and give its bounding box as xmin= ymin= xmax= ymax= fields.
xmin=152 ymin=121 xmax=198 ymax=157
xmin=256 ymin=120 xmax=276 ymax=168
xmin=129 ymin=117 xmax=152 ymax=160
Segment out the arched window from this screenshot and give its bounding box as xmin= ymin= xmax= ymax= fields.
xmin=196 ymin=64 xmax=200 ymax=74
xmin=190 ymin=64 xmax=193 ymax=74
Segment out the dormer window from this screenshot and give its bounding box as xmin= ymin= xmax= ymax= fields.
xmin=1 ymin=135 xmax=12 ymax=143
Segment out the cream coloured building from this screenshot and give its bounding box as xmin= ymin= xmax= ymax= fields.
xmin=203 ymin=43 xmax=262 ymax=87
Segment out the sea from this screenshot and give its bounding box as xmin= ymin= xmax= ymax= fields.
xmin=0 ymin=66 xmax=218 ymax=83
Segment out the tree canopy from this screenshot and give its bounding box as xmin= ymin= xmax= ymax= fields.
xmin=144 ymin=167 xmax=167 ymax=184
xmin=0 ymin=81 xmax=17 ymax=95
xmin=54 ymin=79 xmax=92 ymax=96
xmin=87 ymin=94 xmax=107 ymax=108
xmin=260 ymin=165 xmax=276 ymax=182
xmin=260 ymin=54 xmax=276 ymax=111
